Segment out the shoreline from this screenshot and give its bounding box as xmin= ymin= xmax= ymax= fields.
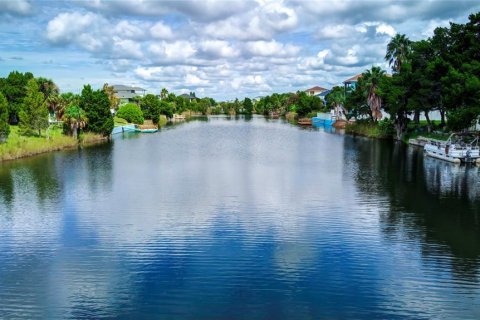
xmin=0 ymin=130 xmax=108 ymax=163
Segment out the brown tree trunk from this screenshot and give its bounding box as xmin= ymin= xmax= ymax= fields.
xmin=440 ymin=109 xmax=446 ymax=127
xmin=424 ymin=111 xmax=432 ymax=132
xmin=413 ymin=110 xmax=420 ymax=125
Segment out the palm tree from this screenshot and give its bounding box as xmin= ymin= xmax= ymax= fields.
xmin=362 ymin=66 xmax=386 ymax=121
xmin=385 ymin=34 xmax=412 ymax=73
xmin=160 ymin=88 xmax=168 ymax=100
xmin=326 ymin=86 xmax=346 ymax=119
xmin=63 ymin=105 xmax=87 ymax=140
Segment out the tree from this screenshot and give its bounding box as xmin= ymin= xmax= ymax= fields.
xmin=325 ymin=86 xmax=346 ymax=119
xmin=140 ymin=94 xmax=161 ymax=123
xmin=116 ymin=103 xmax=144 ymax=124
xmin=80 ymin=85 xmax=114 ymax=136
xmin=0 ymin=93 xmax=10 ymax=142
xmin=362 ymin=66 xmax=386 ymax=121
xmin=385 ymin=34 xmax=412 ymax=73
xmin=18 ymin=79 xmax=49 ymax=136
xmin=103 ymin=83 xmax=120 ymax=111
xmin=243 ymin=97 xmax=253 ymax=115
xmin=0 ymin=71 xmax=34 ymax=124
xmin=160 ymin=88 xmax=168 ymax=100
xmin=36 ymin=77 xmax=59 ymax=100
xmin=63 ymin=104 xmax=87 ymax=140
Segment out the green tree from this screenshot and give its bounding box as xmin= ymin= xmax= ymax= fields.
xmin=80 ymin=85 xmax=114 ymax=136
xmin=140 ymin=94 xmax=161 ymax=123
xmin=116 ymin=103 xmax=144 ymax=124
xmin=19 ymin=79 xmax=49 ymax=136
xmin=36 ymin=77 xmax=59 ymax=100
xmin=385 ymin=34 xmax=412 ymax=73
xmin=160 ymin=88 xmax=168 ymax=100
xmin=362 ymin=66 xmax=386 ymax=121
xmin=325 ymin=86 xmax=346 ymax=119
xmin=243 ymin=97 xmax=253 ymax=115
xmin=0 ymin=93 xmax=10 ymax=142
xmin=63 ymin=104 xmax=87 ymax=139
xmin=0 ymin=71 xmax=34 ymax=124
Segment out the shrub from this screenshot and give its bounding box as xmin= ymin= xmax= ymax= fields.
xmin=116 ymin=103 xmax=144 ymax=124
xmin=377 ymin=118 xmax=395 ymax=138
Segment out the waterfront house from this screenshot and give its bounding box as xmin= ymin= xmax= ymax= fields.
xmin=315 ymin=89 xmax=331 ymax=102
xmin=112 ymin=85 xmax=146 ymax=105
xmin=179 ymin=93 xmax=197 ymax=102
xmin=343 ymin=74 xmax=362 ymax=92
xmin=305 ymin=86 xmax=328 ymax=96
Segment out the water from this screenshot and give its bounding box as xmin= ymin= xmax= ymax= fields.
xmin=1 ymin=116 xmax=479 ymax=319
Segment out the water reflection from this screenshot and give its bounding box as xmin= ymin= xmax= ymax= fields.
xmin=344 ymin=136 xmax=480 ymax=283
xmin=1 ymin=117 xmax=480 ymax=319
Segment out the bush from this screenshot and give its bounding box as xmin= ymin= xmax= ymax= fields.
xmin=116 ymin=103 xmax=144 ymax=124
xmin=377 ymin=118 xmax=395 ymax=138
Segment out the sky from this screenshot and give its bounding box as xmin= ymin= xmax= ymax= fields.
xmin=0 ymin=0 xmax=479 ymax=100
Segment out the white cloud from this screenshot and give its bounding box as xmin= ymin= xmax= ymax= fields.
xmin=244 ymin=40 xmax=300 ymax=57
xmin=199 ymin=40 xmax=239 ymax=59
xmin=0 ymin=0 xmax=33 ymax=16
xmin=148 ymin=41 xmax=197 ymax=62
xmin=150 ymin=22 xmax=174 ymax=40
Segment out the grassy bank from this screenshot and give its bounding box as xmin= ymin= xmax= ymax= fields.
xmin=344 ymin=120 xmax=394 ymax=139
xmin=0 ymin=126 xmax=106 ymax=162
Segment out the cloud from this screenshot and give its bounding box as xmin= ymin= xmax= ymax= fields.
xmin=198 ymin=40 xmax=239 ymax=59
xmin=0 ymin=0 xmax=33 ymax=16
xmin=201 ymin=1 xmax=298 ymax=40
xmin=148 ymin=41 xmax=197 ymax=63
xmin=244 ymin=40 xmax=300 ymax=58
xmin=150 ymin=22 xmax=174 ymax=40
xmin=76 ymin=0 xmax=256 ymax=22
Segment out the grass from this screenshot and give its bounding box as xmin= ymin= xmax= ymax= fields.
xmin=345 ymin=121 xmax=390 ymax=139
xmin=0 ymin=125 xmax=106 ymax=162
xmin=114 ymin=116 xmax=129 ymax=127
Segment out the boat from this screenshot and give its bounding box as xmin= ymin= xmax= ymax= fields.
xmin=134 ymin=122 xmax=158 ymax=133
xmin=136 ymin=128 xmax=158 ymax=133
xmin=424 ymin=132 xmax=480 ymax=164
xmin=298 ymin=118 xmax=312 ymax=125
xmin=312 ymin=112 xmax=336 ymax=127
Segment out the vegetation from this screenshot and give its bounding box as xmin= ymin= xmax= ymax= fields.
xmin=116 ymin=103 xmax=144 ymax=124
xmin=80 ymin=85 xmax=114 ymax=136
xmin=0 ymin=93 xmax=10 ymax=142
xmin=254 ymin=91 xmax=323 ymax=118
xmin=63 ymin=105 xmax=87 ymax=139
xmin=344 ymin=11 xmax=480 ymax=140
xmin=18 ymin=79 xmax=49 ymax=136
xmin=0 ymin=126 xmax=103 ymax=162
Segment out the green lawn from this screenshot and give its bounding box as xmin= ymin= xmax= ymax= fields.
xmin=0 ymin=125 xmax=105 ymax=162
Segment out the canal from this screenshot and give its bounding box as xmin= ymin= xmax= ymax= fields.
xmin=0 ymin=116 xmax=479 ymax=319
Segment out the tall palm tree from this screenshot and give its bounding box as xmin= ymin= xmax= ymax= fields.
xmin=160 ymin=88 xmax=168 ymax=100
xmin=326 ymin=86 xmax=346 ymax=119
xmin=385 ymin=34 xmax=412 ymax=73
xmin=362 ymin=66 xmax=386 ymax=121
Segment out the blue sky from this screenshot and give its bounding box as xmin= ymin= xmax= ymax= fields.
xmin=1 ymin=0 xmax=479 ymax=100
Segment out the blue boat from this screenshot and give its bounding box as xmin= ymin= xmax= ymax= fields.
xmin=312 ymin=112 xmax=336 ymax=127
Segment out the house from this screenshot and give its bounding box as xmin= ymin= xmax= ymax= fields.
xmin=343 ymin=74 xmax=362 ymax=92
xmin=179 ymin=93 xmax=197 ymax=102
xmin=343 ymin=73 xmax=392 ymax=92
xmin=305 ymin=86 xmax=328 ymax=96
xmin=315 ymin=89 xmax=331 ymax=102
xmin=112 ymin=85 xmax=146 ymax=105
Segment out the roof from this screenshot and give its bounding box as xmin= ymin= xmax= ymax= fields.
xmin=179 ymin=93 xmax=196 ymax=99
xmin=305 ymin=86 xmax=328 ymax=92
xmin=343 ymin=74 xmax=363 ymax=83
xmin=112 ymin=84 xmax=146 ymax=92
xmin=316 ymin=89 xmax=331 ymax=97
